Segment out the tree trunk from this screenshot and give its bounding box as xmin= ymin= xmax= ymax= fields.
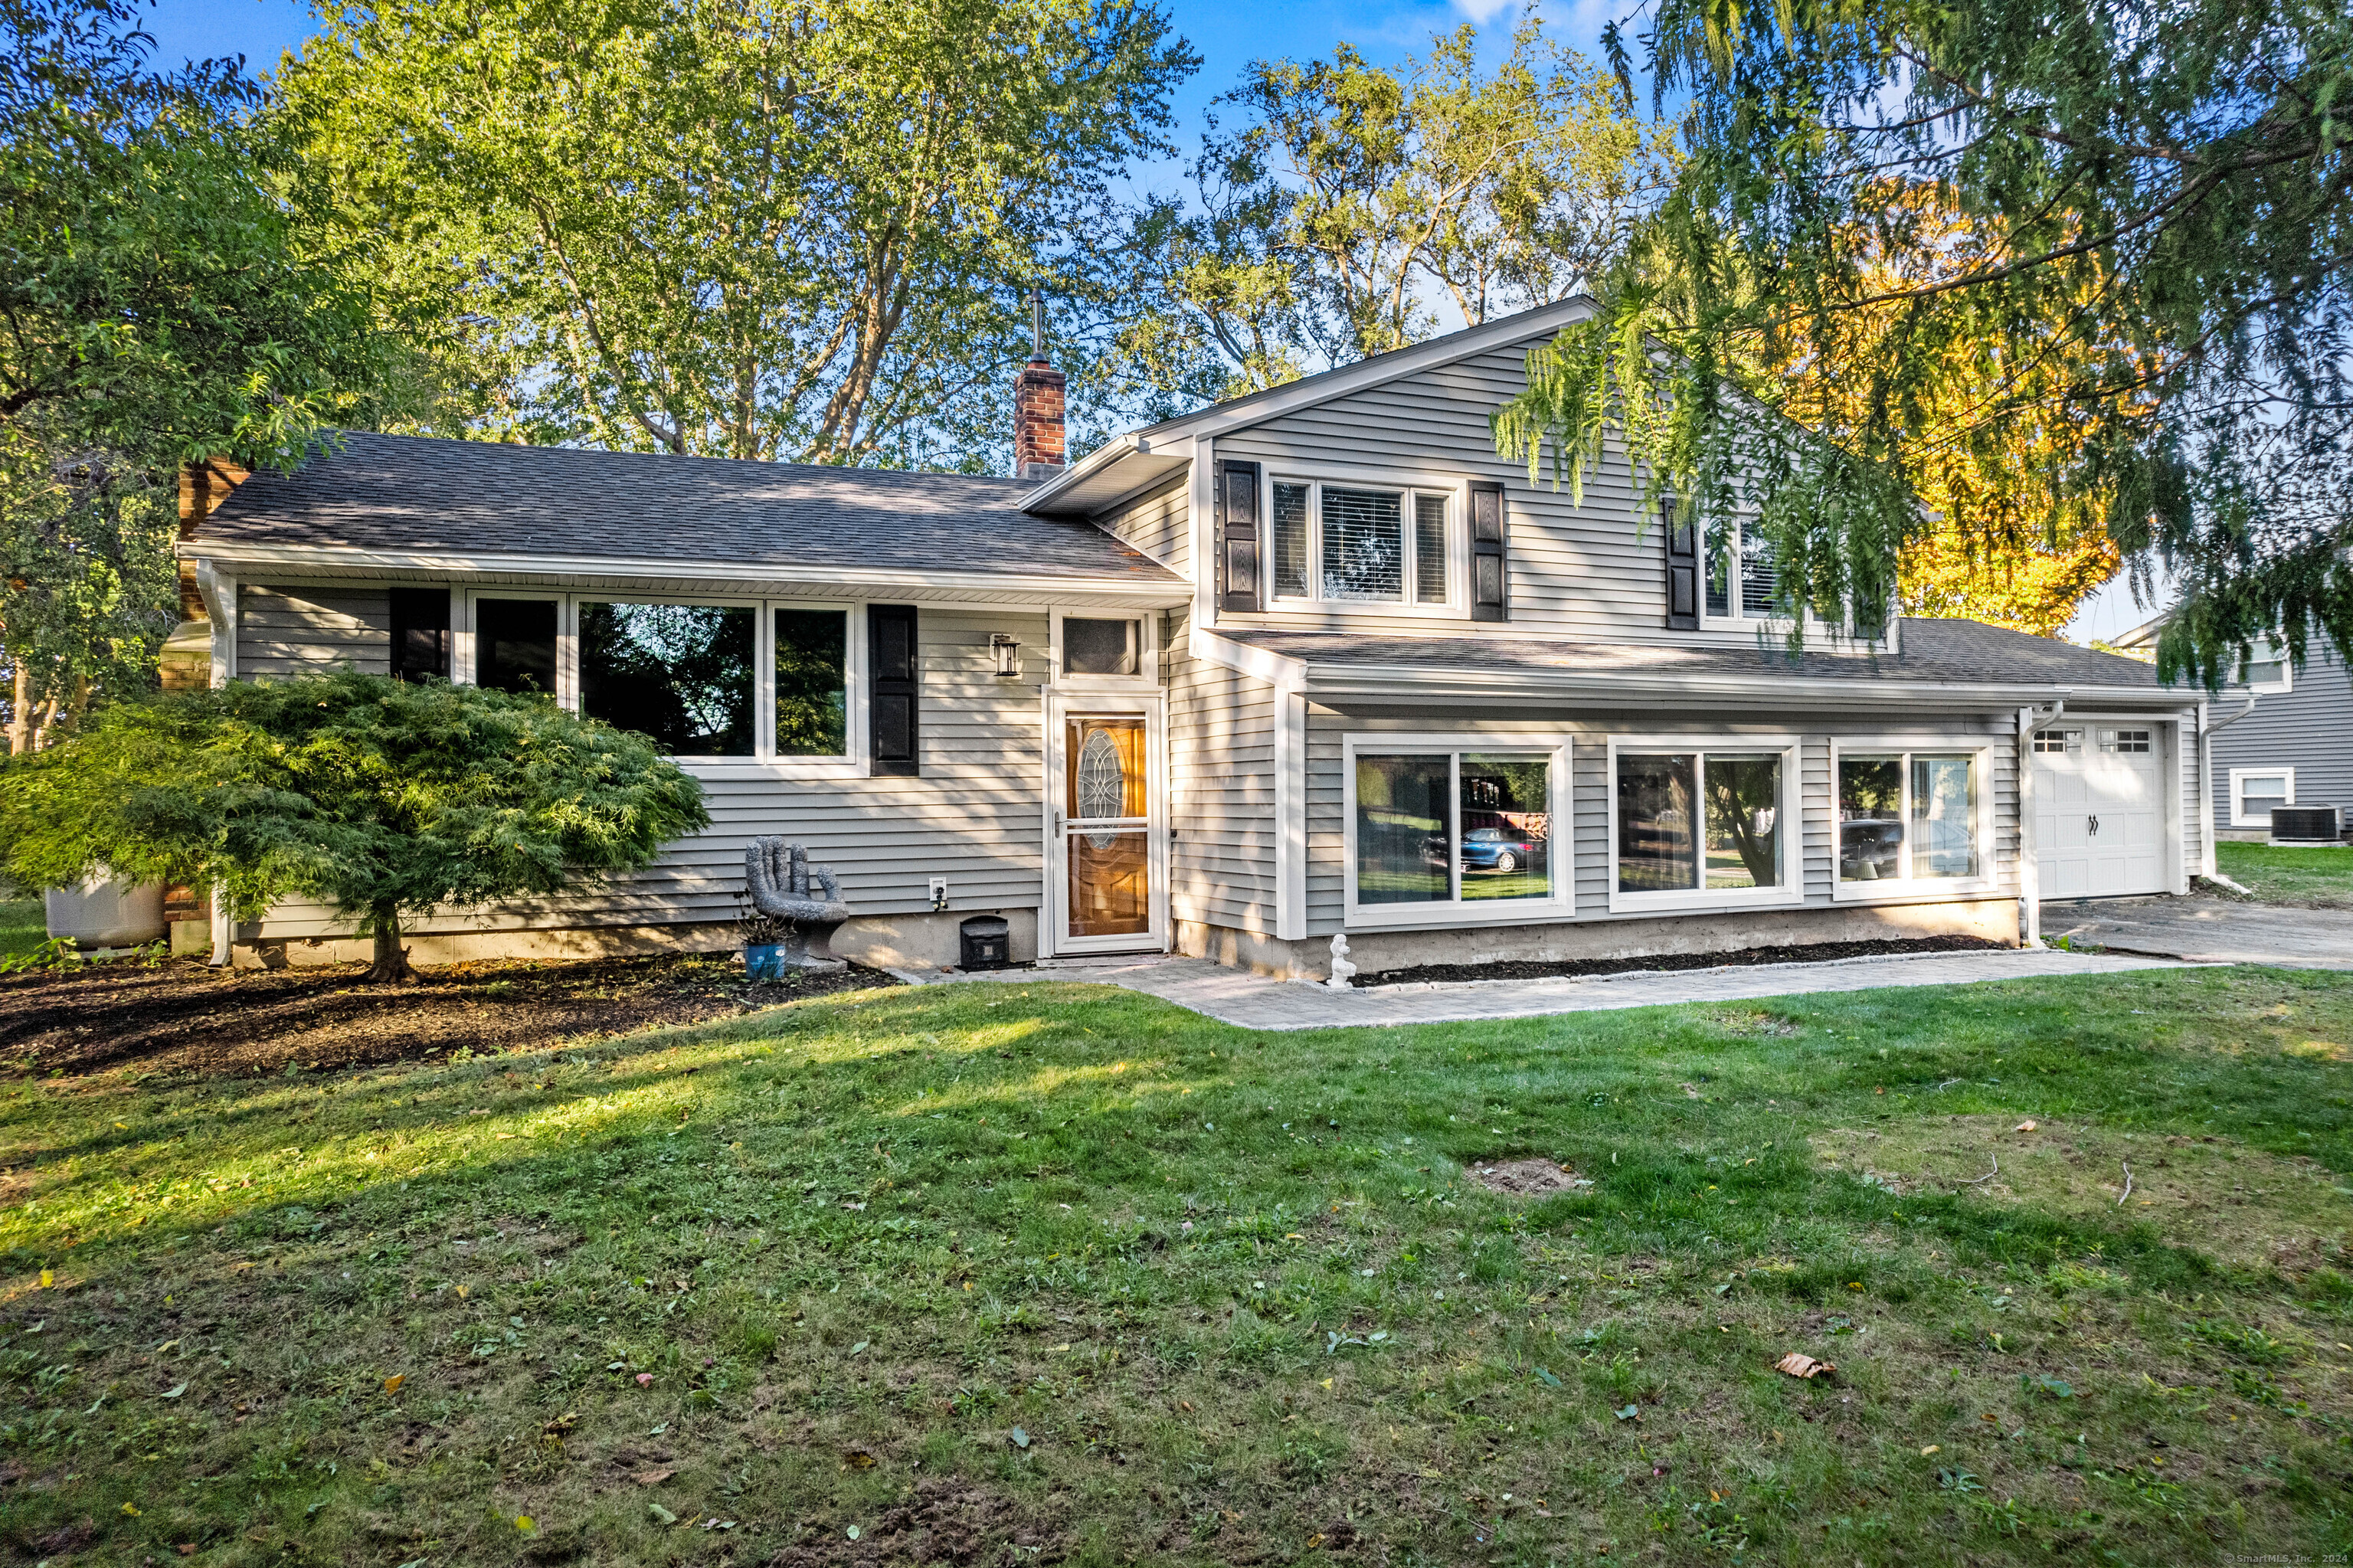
xmin=365 ymin=903 xmax=416 ymax=984
xmin=7 ymin=660 xmax=28 ymax=756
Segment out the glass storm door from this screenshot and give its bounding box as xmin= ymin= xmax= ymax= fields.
xmin=1060 ymin=716 xmax=1154 ymax=949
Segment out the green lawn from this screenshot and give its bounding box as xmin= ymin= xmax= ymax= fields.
xmin=2217 ymin=840 xmax=2353 ymax=906
xmin=2 ymin=970 xmax=2350 ymax=1564
xmin=0 ymin=897 xmax=44 ymax=961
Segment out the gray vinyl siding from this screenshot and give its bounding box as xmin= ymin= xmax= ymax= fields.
xmin=1212 ymin=334 xmax=1772 ymax=648
xmin=2211 ymin=648 xmax=2353 ymax=827
xmin=1304 ymin=708 xmax=2021 ymax=937
xmin=1097 ymin=475 xmax=1190 ymax=577
xmin=238 ymin=585 xmax=391 ymax=676
xmin=247 ymin=604 xmax=1051 ymax=941
xmin=1166 ymin=605 xmax=1279 ymax=933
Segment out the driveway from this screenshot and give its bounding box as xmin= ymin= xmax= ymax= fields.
xmin=2044 ymin=895 xmax=2353 ymax=969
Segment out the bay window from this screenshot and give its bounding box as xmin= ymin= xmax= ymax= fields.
xmin=1835 ymin=745 xmax=1988 ymax=891
xmin=1347 ymin=739 xmax=1564 ymax=922
xmin=1610 ymin=739 xmax=1798 ymax=907
xmin=1272 ymin=479 xmax=1453 ymax=607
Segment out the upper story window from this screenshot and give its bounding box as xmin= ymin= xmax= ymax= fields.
xmin=2239 ymin=643 xmax=2292 ymax=692
xmin=1704 ymin=514 xmax=1779 ymax=620
xmin=1271 ymin=479 xmax=1451 ymax=608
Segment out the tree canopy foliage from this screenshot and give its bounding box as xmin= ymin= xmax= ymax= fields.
xmin=1491 ymin=0 xmax=2350 ymax=677
xmin=280 ymin=0 xmax=1197 ymax=470
xmin=0 ymin=0 xmax=413 ymax=743
xmin=0 ymin=671 xmax=709 ymax=980
xmin=1128 ymin=17 xmax=1674 ymax=398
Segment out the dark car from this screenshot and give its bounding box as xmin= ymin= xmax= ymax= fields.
xmin=1459 ymin=825 xmax=1543 ymax=875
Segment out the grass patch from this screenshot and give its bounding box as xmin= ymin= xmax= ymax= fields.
xmin=2217 ymin=840 xmax=2353 ymax=906
xmin=2 ymin=967 xmax=2351 ymax=1563
xmin=0 ymin=898 xmax=44 ymax=961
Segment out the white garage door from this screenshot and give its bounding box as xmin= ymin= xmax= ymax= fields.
xmin=2034 ymin=724 xmax=2167 ymax=898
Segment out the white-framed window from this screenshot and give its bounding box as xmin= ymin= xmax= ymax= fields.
xmin=1833 ymin=739 xmax=1998 ymax=899
xmin=2034 ymin=728 xmax=2080 ymax=754
xmin=2230 ymin=767 xmax=2294 ymax=828
xmin=1605 ymin=735 xmax=1803 ymax=912
xmin=1703 ymin=514 xmax=1779 ymax=622
xmin=1270 ymin=475 xmax=1457 ymax=611
xmin=1343 ymin=735 xmax=1569 ymax=928
xmin=455 ymin=591 xmax=861 ymax=771
xmin=2099 ymin=726 xmax=2152 ymax=755
xmin=2239 ymin=643 xmax=2292 ymax=693
xmin=1051 ymin=607 xmax=1157 ymax=686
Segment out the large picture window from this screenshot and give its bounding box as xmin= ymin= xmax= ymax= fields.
xmin=1610 ymin=739 xmax=1798 ymax=907
xmin=1835 ymin=746 xmax=1987 ymax=890
xmin=1271 ymin=479 xmax=1452 ymax=607
xmin=1348 ymin=741 xmax=1561 ymax=921
xmin=578 ymin=603 xmax=756 ymax=756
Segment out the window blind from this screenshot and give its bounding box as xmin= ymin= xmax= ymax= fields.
xmin=1320 ymin=486 xmax=1404 ymax=601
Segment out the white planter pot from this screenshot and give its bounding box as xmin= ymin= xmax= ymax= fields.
xmin=44 ymin=879 xmax=167 ymax=949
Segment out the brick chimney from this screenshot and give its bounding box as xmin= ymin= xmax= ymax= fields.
xmin=1013 ymin=292 xmax=1065 ymax=482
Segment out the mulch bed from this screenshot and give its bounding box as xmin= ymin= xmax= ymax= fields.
xmin=1356 ymin=933 xmax=2007 ymax=987
xmin=0 ymin=951 xmax=894 ymax=1080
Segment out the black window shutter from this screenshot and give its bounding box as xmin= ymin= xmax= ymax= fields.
xmin=388 ymin=587 xmax=450 ymax=681
xmin=1216 ymin=460 xmax=1262 ymax=613
xmin=868 ymin=604 xmax=919 ymax=777
xmin=1663 ymin=497 xmax=1699 ymax=630
xmin=1469 ymin=480 xmax=1508 ymax=622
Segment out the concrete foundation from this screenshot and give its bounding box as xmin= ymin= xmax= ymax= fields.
xmin=1180 ymin=898 xmax=2022 ymax=982
xmin=231 ymin=908 xmax=1040 ymax=973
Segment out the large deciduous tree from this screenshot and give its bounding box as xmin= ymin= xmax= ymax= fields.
xmin=1491 ymin=0 xmax=2350 ymax=679
xmin=1128 ymin=16 xmax=1674 ymax=398
xmin=0 ymin=671 xmax=710 ymax=982
xmin=280 ymin=0 xmax=1196 ymax=470
xmin=1 ymin=0 xmax=414 ymax=747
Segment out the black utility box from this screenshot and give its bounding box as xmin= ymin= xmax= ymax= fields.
xmin=2270 ymin=805 xmax=2343 ymax=846
xmin=959 ymin=914 xmax=1012 ymax=971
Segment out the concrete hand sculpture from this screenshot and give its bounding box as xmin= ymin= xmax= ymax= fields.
xmin=745 ymin=838 xmax=852 ymax=970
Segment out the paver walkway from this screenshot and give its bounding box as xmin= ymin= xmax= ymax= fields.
xmin=2044 ymin=895 xmax=2353 ymax=969
xmin=899 ymin=947 xmax=2187 ymax=1031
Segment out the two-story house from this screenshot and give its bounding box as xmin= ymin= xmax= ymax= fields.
xmin=176 ymin=299 xmax=2208 ymax=977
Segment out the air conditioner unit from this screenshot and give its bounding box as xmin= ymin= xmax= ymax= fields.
xmin=2269 ymin=804 xmax=2343 ymax=846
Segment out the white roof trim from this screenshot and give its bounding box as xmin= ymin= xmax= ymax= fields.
xmin=181 ymin=540 xmax=1193 ymax=606
xmin=1287 ymin=653 xmax=2189 ymax=709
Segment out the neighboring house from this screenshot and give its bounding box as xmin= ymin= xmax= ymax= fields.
xmin=176 ymin=299 xmax=2212 ymax=978
xmin=2110 ymin=618 xmax=2353 ymax=843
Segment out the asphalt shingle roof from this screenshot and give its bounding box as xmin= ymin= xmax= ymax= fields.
xmin=1219 ymin=618 xmax=2182 ymax=692
xmin=194 ymin=430 xmax=1184 ymax=586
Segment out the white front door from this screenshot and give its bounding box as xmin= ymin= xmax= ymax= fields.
xmin=1046 ymin=700 xmax=1167 ymax=954
xmin=2034 ymin=723 xmax=2167 ymax=898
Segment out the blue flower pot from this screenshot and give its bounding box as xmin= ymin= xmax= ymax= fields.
xmin=744 ymin=943 xmax=786 ymax=981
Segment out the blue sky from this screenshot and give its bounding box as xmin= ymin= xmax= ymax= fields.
xmin=135 ymin=0 xmax=2156 ymax=640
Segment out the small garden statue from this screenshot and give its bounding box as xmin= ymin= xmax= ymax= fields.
xmin=1325 ymin=932 xmax=1356 ymax=990
xmin=744 ymin=837 xmax=852 ymax=976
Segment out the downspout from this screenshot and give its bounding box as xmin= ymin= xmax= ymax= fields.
xmin=195 ymin=563 xmax=237 ymax=966
xmin=2198 ymin=693 xmax=2259 ymax=887
xmin=2017 ymin=700 xmax=2064 ymax=948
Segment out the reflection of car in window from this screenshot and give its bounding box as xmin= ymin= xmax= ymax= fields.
xmin=1428 ymin=825 xmax=1544 ymax=874
xmin=1841 ymin=817 xmax=1903 ymax=879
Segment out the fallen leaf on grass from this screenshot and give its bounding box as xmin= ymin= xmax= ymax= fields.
xmin=1305 ymin=1532 xmax=1327 ymax=1549
xmin=632 ymin=1468 xmax=675 ymax=1487
xmin=1010 ymin=1426 xmax=1031 ymax=1449
xmin=1920 ymin=1445 xmax=1940 ymax=1456
xmin=844 ymin=1449 xmax=877 ymax=1469
xmin=160 ymin=1383 xmax=188 ymax=1399
xmin=38 ymin=1270 xmax=51 ymax=1288
xmin=514 ymin=1515 xmax=536 ymax=1534
xmin=648 ymin=1503 xmax=678 ymax=1526
xmin=636 ymin=1373 xmax=653 ymax=1387
xmin=1613 ymin=1404 xmax=1639 ymax=1422
xmin=381 ymin=1374 xmax=404 ymax=1394
xmin=2015 ymin=1120 xmax=2037 ymax=1132
xmin=1773 ymin=1352 xmax=1835 ymax=1380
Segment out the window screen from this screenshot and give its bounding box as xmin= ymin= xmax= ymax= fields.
xmin=774 ymin=608 xmax=847 ymax=756
xmin=1272 ymin=482 xmax=1311 ymax=598
xmin=474 ymin=598 xmax=557 ymax=696
xmin=1320 ymin=487 xmax=1404 ymax=601
xmin=1413 ymin=494 xmax=1448 ymax=604
xmin=1063 ymin=617 xmax=1141 ymax=676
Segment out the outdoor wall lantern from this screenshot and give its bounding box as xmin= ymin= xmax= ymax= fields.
xmin=990 ymin=633 xmax=1020 ymax=679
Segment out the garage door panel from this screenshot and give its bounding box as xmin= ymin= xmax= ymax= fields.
xmin=2034 ymin=725 xmax=2166 ymax=900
